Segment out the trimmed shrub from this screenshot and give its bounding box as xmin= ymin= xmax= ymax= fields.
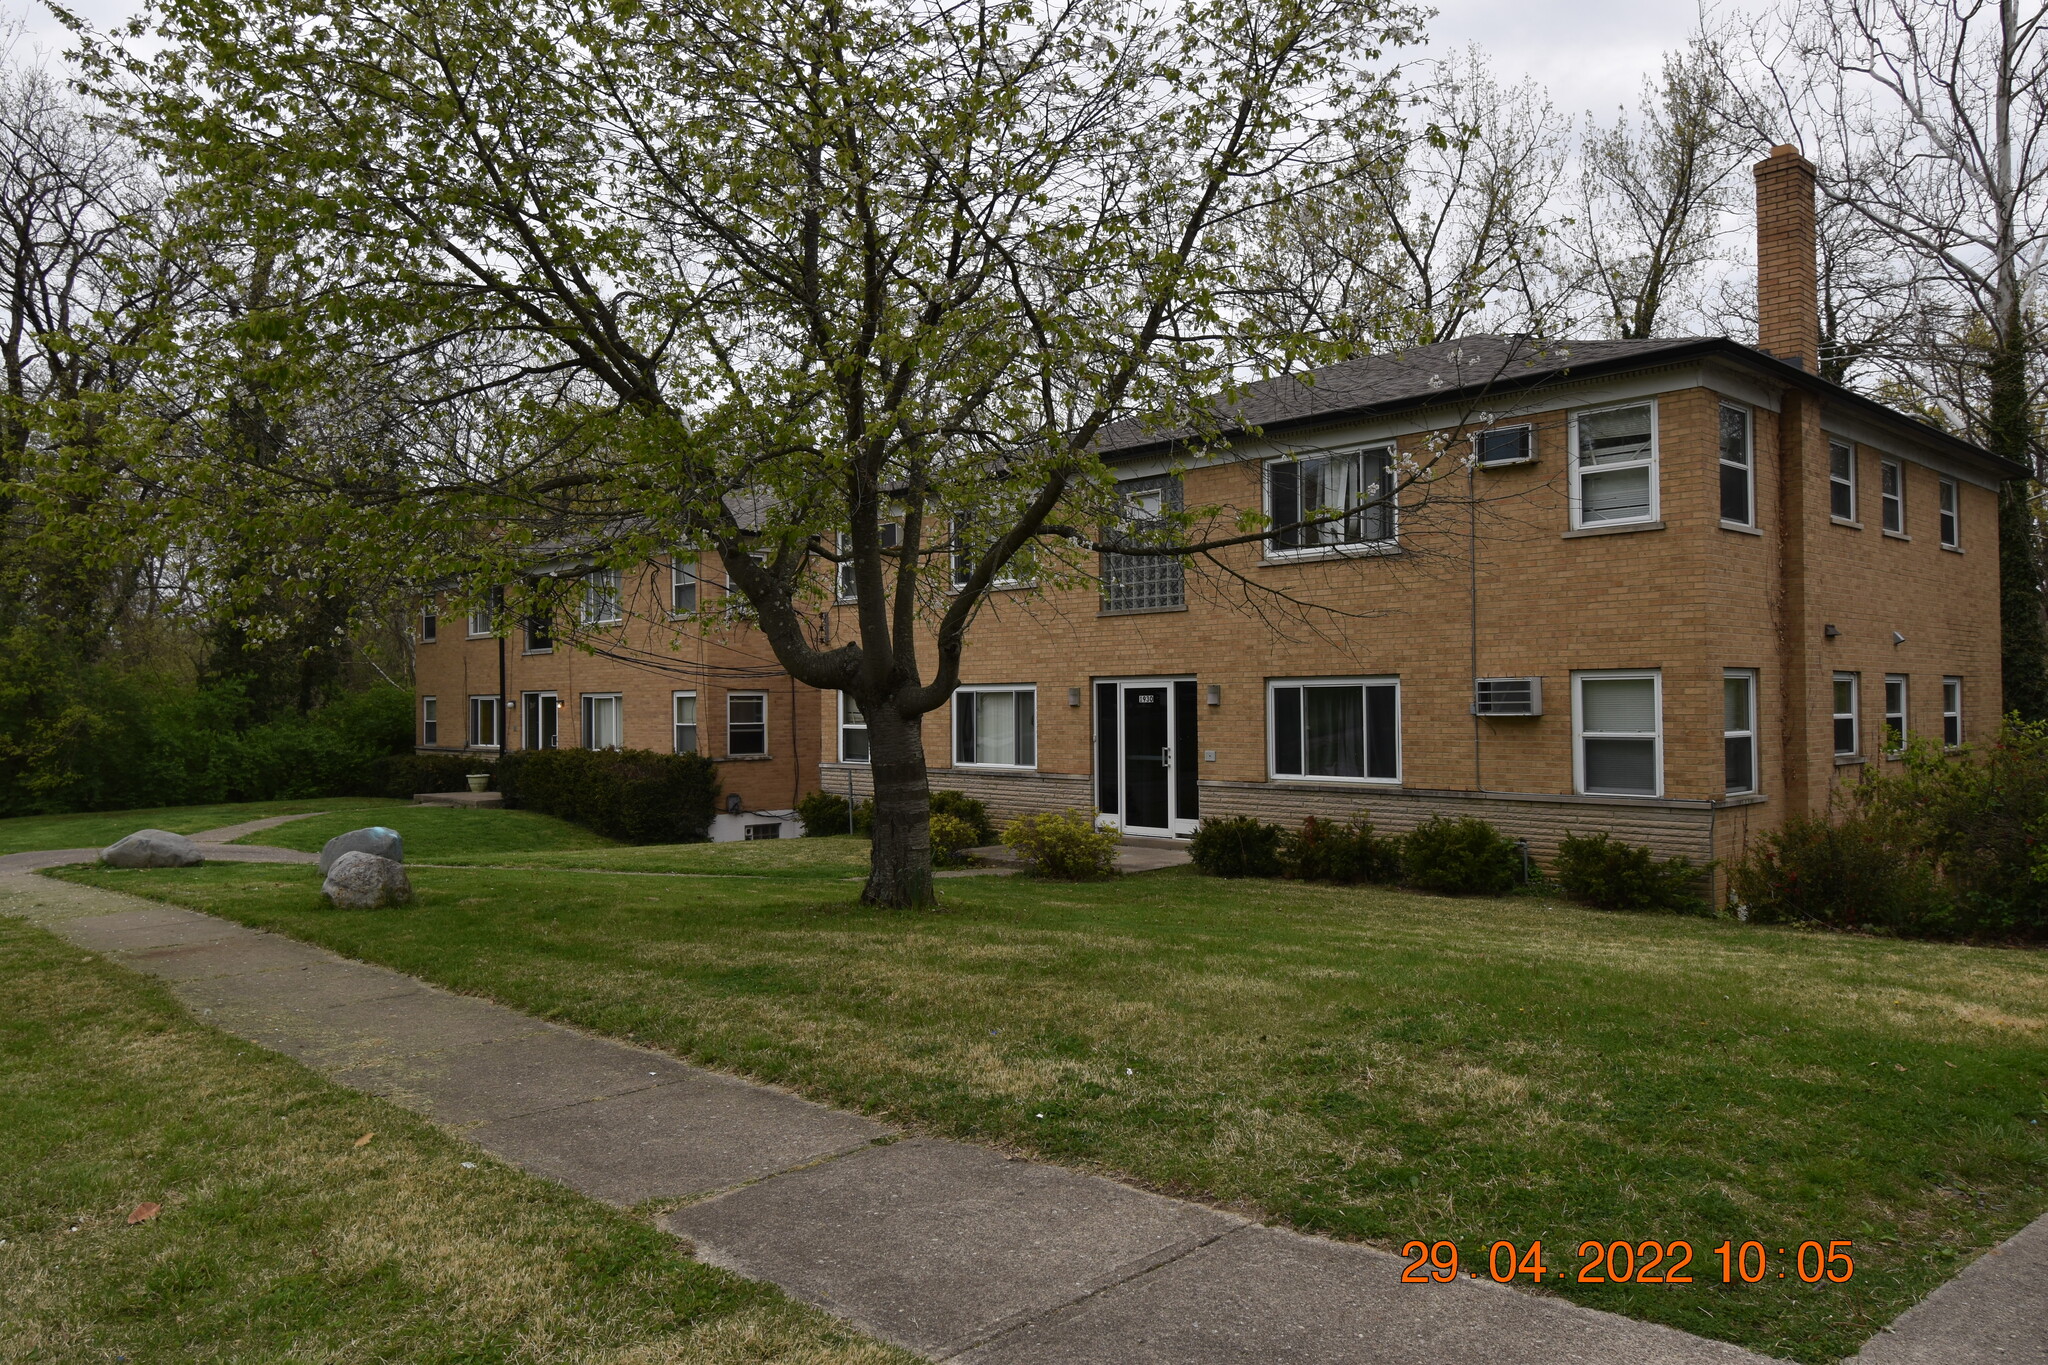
xmin=1729 ymin=814 xmax=1952 ymax=934
xmin=1189 ymin=815 xmax=1284 ymax=878
xmin=930 ymin=790 xmax=995 ymax=846
xmin=1280 ymin=815 xmax=1401 ymax=885
xmin=1400 ymin=815 xmax=1522 ymax=896
xmin=796 ymin=790 xmax=854 ymax=837
xmin=1000 ymin=809 xmax=1121 ymax=880
xmin=929 ymin=812 xmax=981 ymax=866
xmin=375 ymin=751 xmax=478 ymax=799
xmin=1552 ymin=832 xmax=1708 ymax=914
xmin=496 ymin=747 xmax=720 ymax=844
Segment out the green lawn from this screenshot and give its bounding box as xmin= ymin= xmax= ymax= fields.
xmin=0 ymin=912 xmax=905 ymax=1364
xmin=232 ymin=802 xmax=617 ymax=860
xmin=50 ymin=843 xmax=2048 ymax=1362
xmin=0 ymin=799 xmax=397 ymax=856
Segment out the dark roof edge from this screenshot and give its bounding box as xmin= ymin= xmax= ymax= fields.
xmin=1107 ymin=337 xmax=2026 ymax=480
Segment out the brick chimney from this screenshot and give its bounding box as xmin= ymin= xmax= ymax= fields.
xmin=1753 ymin=144 xmax=1819 ymax=371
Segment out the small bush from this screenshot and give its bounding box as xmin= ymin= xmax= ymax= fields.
xmin=1189 ymin=815 xmax=1284 ymax=878
xmin=929 ymin=812 xmax=981 ymax=866
xmin=851 ymin=798 xmax=875 ymax=837
xmin=1552 ymin=832 xmax=1708 ymax=914
xmin=497 ymin=747 xmax=720 ymax=844
xmin=929 ymin=790 xmax=995 ymax=846
xmin=1729 ymin=814 xmax=1952 ymax=934
xmin=1280 ymin=815 xmax=1401 ymax=885
xmin=796 ymin=790 xmax=854 ymax=837
xmin=1400 ymin=815 xmax=1522 ymax=896
xmin=375 ymin=751 xmax=478 ymax=799
xmin=1000 ymin=808 xmax=1121 ymax=880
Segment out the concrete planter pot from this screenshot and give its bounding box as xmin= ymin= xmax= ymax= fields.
xmin=466 ymin=773 xmax=490 ymax=793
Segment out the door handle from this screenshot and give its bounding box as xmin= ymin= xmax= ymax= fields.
xmin=1161 ymin=747 xmax=1171 ymax=766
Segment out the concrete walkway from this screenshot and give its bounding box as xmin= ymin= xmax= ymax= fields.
xmin=2 ymin=831 xmax=2040 ymax=1364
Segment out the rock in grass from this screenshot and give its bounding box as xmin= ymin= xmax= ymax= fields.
xmin=101 ymin=830 xmax=204 ymax=869
xmin=322 ymin=851 xmax=412 ymax=909
xmin=318 ymin=826 xmax=405 ymax=875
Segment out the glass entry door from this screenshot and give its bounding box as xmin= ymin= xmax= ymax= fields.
xmin=1094 ymin=678 xmax=1199 ymax=836
xmin=521 ymin=692 xmax=559 ymax=749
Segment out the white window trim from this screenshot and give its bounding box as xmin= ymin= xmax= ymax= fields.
xmin=727 ymin=690 xmax=769 ymax=755
xmin=1723 ymin=668 xmax=1758 ymax=796
xmin=1571 ymin=670 xmax=1663 ymax=798
xmin=421 ymin=695 xmax=439 ymax=746
xmin=1473 ymin=423 xmax=1535 ymax=467
xmin=467 ymin=694 xmax=502 ymax=749
xmin=466 ymin=608 xmax=494 ymax=639
xmin=952 ymin=684 xmax=1039 ymax=770
xmin=670 ymin=559 xmax=701 ymax=616
xmin=419 ymin=605 xmax=438 ymax=643
xmin=1942 ymin=676 xmax=1963 ymax=749
xmin=580 ymin=692 xmax=624 ymax=751
xmin=1569 ymin=401 xmax=1660 ymax=531
xmin=581 ymin=569 xmax=624 ymax=625
xmin=949 ymin=519 xmax=1030 ymax=592
xmin=838 ymin=691 xmax=870 ymax=764
xmin=1833 ymin=672 xmax=1861 ymax=758
xmin=1262 ymin=445 xmax=1400 ymax=562
xmin=1829 ymin=440 xmax=1858 ymax=523
xmin=1938 ymin=478 xmax=1961 ymax=548
xmin=1883 ymin=674 xmax=1909 ymax=756
xmin=1264 ymin=676 xmax=1403 ymax=786
xmin=522 ymin=691 xmax=560 ymax=750
xmin=672 ymin=690 xmax=699 ymax=755
xmin=1880 ymin=458 xmax=1906 ymax=535
xmin=1719 ymin=403 xmax=1755 ymax=528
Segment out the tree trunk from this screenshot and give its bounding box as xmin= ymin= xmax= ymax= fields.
xmin=1988 ymin=324 xmax=2048 ymax=723
xmin=863 ymin=702 xmax=937 ymax=909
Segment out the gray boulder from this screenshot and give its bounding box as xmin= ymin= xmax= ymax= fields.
xmin=322 ymin=851 xmax=412 ymax=909
xmin=318 ymin=826 xmax=405 ymax=875
xmin=101 ymin=829 xmax=204 ymax=869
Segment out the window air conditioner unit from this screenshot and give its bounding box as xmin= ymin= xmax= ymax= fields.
xmin=1473 ymin=677 xmax=1542 ymax=716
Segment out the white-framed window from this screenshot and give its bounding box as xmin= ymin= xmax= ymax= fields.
xmin=1571 ymin=402 xmax=1658 ymax=528
xmin=1832 ymin=673 xmax=1860 ymax=757
xmin=581 ymin=693 xmax=623 ymax=750
xmin=468 ymin=586 xmax=502 ymax=638
xmin=524 ymin=611 xmax=553 ymax=653
xmin=1719 ymin=404 xmax=1754 ymax=526
xmin=581 ymin=569 xmax=623 ymax=624
xmin=419 ymin=602 xmax=438 ymax=643
xmin=468 ymin=694 xmax=501 ymax=748
xmin=421 ymin=696 xmax=438 ymax=746
xmin=671 ymin=559 xmax=700 ymax=614
xmin=837 ymin=524 xmax=900 ymax=601
xmin=1724 ymin=669 xmax=1757 ymax=795
xmin=1266 ymin=446 xmax=1395 ymax=552
xmin=1267 ymin=678 xmax=1400 ymax=783
xmin=1828 ymin=440 xmax=1857 ymax=521
xmin=839 ymin=692 xmax=870 ymax=763
xmin=1884 ymin=675 xmax=1908 ymax=755
xmin=1573 ymin=671 xmax=1661 ymax=796
xmin=1880 ymin=458 xmax=1905 ymax=533
xmin=727 ymin=692 xmax=767 ymax=755
xmin=1938 ymin=479 xmax=1960 ymax=548
xmin=954 ymin=686 xmax=1036 ymax=768
xmin=1474 ymin=424 xmax=1533 ymax=466
xmin=950 ymin=517 xmax=1029 ymax=590
xmin=1942 ymin=676 xmax=1963 ymax=748
xmin=673 ymin=691 xmax=698 ymax=754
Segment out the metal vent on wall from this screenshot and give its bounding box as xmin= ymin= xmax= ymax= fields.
xmin=1473 ymin=677 xmax=1542 ymax=716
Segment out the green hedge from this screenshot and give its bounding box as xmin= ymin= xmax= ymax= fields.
xmin=495 ymin=747 xmax=720 ymax=844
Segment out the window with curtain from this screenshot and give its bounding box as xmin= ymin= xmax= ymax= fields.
xmin=581 ymin=693 xmax=623 ymax=750
xmin=1269 ymin=679 xmax=1398 ymax=781
xmin=1575 ymin=673 xmax=1659 ymax=796
xmin=581 ymin=569 xmax=622 ymax=624
xmin=1267 ymin=447 xmax=1394 ymax=551
xmin=954 ymin=688 xmax=1035 ymax=766
xmin=1572 ymin=403 xmax=1656 ymax=527
xmin=468 ymin=695 xmax=501 ymax=748
xmin=839 ymin=692 xmax=870 ymax=762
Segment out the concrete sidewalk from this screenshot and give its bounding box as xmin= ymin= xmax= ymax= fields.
xmin=4 ymin=841 xmax=2040 ymax=1364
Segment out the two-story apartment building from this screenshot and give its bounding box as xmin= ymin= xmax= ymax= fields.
xmin=814 ymin=146 xmax=2020 ymax=877
xmin=412 ymin=554 xmax=822 ymax=840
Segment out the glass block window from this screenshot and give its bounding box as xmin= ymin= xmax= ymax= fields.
xmin=1102 ymin=476 xmax=1184 ymax=612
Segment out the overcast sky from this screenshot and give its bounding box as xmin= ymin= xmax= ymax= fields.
xmin=14 ymin=0 xmax=1759 ymax=127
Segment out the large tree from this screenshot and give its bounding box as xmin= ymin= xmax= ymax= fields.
xmin=1739 ymin=0 xmax=2048 ymax=718
xmin=77 ymin=0 xmax=1421 ymax=906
